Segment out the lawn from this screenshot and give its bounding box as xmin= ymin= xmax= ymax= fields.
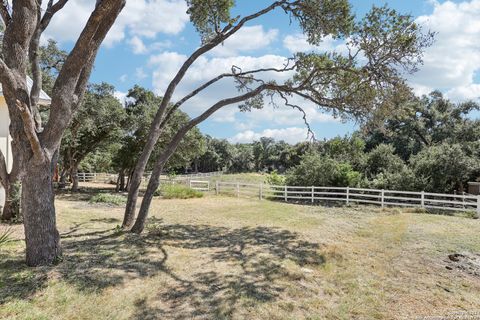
xmin=1 ymin=188 xmax=480 ymax=319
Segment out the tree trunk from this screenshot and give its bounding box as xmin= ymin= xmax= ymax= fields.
xmin=131 ymin=164 xmax=164 ymax=234
xmin=22 ymin=161 xmax=61 ymax=266
xmin=116 ymin=170 xmax=126 ymax=192
xmin=1 ymin=182 xmax=21 ymax=221
xmin=70 ymin=162 xmax=79 ymax=192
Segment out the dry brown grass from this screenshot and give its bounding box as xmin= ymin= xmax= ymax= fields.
xmin=1 ymin=187 xmax=480 ymax=319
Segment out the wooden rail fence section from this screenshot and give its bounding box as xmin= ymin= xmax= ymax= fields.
xmin=214 ymin=181 xmax=480 ymax=214
xmin=77 ymin=171 xmax=224 ymax=184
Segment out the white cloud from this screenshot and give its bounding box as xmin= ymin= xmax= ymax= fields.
xmin=411 ymin=0 xmax=480 ymax=100
xmin=129 ymin=36 xmax=148 ymax=54
xmin=114 ymin=91 xmax=127 ymax=105
xmin=135 ymin=67 xmax=148 ymax=80
xmin=119 ymin=74 xmax=128 ymax=83
xmin=230 ymin=127 xmax=313 ymax=144
xmin=43 ymin=0 xmax=189 ymax=47
xmin=211 ymin=25 xmax=279 ymax=57
xmin=283 ymin=34 xmax=347 ymax=54
xmin=148 ymin=52 xmax=339 ymax=125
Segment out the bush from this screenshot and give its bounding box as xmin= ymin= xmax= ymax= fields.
xmin=89 ymin=193 xmax=127 ymax=206
xmin=266 ymin=171 xmax=285 ymax=186
xmin=157 ymin=184 xmax=203 ymax=199
xmin=366 ymin=167 xmax=416 ymax=191
xmin=365 ymin=144 xmax=405 ymax=179
xmin=285 ymin=153 xmax=362 ymax=187
xmin=410 ymin=143 xmax=478 ymax=193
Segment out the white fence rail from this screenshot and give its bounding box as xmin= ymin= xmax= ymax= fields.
xmin=189 ymin=180 xmax=210 ymax=191
xmin=215 ymin=181 xmax=480 ymax=214
xmin=77 ymin=171 xmax=223 ymax=185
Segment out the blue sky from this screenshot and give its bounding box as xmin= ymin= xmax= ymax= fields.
xmin=45 ymin=0 xmax=480 ymax=143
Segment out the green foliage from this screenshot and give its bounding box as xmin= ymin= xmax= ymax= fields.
xmin=366 ymin=167 xmax=416 ymax=191
xmin=89 ymin=194 xmax=127 ymax=206
xmin=112 ymin=86 xmax=206 ymax=177
xmin=60 ymin=82 xmax=126 ymax=176
xmin=285 ymin=153 xmax=361 ymax=187
xmin=156 ymin=184 xmax=204 ymax=199
xmin=365 ymin=144 xmax=405 ymax=179
xmin=363 ymin=91 xmax=480 ymax=160
xmin=187 ymin=0 xmax=235 ymax=42
xmin=38 ymin=39 xmax=68 ymax=95
xmin=266 ymin=171 xmax=285 ymax=186
xmin=410 ymin=143 xmax=478 ymax=193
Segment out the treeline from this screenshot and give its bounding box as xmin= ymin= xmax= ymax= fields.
xmin=76 ymin=90 xmax=480 ymax=194
xmin=195 ymin=92 xmax=480 ymax=193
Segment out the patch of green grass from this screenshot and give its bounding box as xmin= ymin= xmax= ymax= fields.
xmin=89 ymin=193 xmax=127 ymax=206
xmin=157 ymin=184 xmax=203 ymax=199
xmin=0 ymin=227 xmax=12 ymax=247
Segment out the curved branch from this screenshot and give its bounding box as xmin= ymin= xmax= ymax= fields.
xmin=42 ymin=0 xmax=126 ymax=152
xmin=277 ymin=91 xmax=316 ymax=141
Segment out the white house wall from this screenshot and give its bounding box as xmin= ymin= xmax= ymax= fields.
xmin=0 ymin=97 xmax=11 ymax=207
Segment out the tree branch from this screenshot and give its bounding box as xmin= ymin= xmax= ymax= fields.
xmin=277 ymin=91 xmax=316 ymax=141
xmin=0 ymin=1 xmax=11 ymax=26
xmin=42 ymin=0 xmax=126 ymax=152
xmin=40 ymin=0 xmax=69 ymax=31
xmin=16 ymin=100 xmax=44 ymax=161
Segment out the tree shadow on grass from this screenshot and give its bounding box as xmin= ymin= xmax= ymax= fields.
xmin=1 ymin=218 xmax=325 ymax=318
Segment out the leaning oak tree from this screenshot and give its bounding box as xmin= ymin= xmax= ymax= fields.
xmin=0 ymin=0 xmax=126 ymax=266
xmin=122 ymin=1 xmax=434 ymax=233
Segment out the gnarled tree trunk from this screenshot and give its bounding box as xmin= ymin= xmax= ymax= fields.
xmin=22 ymin=159 xmax=61 ymax=266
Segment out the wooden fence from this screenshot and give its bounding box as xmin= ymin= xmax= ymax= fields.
xmin=214 ymin=181 xmax=480 ymax=214
xmin=77 ymin=171 xmax=224 ymax=185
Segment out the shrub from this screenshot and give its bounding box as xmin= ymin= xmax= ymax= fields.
xmin=157 ymin=184 xmax=203 ymax=199
xmin=410 ymin=143 xmax=478 ymax=193
xmin=266 ymin=171 xmax=285 ymax=186
xmin=365 ymin=144 xmax=405 ymax=179
xmin=89 ymin=193 xmax=127 ymax=206
xmin=285 ymin=153 xmax=361 ymax=187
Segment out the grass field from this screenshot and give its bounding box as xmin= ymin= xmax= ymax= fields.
xmin=1 ymin=187 xmax=480 ymax=319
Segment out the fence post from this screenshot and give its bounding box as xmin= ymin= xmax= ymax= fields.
xmin=381 ymin=189 xmax=385 ymax=209
xmin=188 ymin=179 xmax=192 ymax=188
xmin=311 ymin=186 xmax=314 ymax=204
xmin=421 ymin=191 xmax=425 ymax=208
xmin=93 ymin=172 xmax=97 ymax=183
xmin=284 ymin=185 xmax=288 ymax=202
xmin=236 ymin=182 xmax=240 ymax=198
xmin=477 ymin=195 xmax=480 ymax=216
xmin=216 ymin=181 xmax=219 ymax=195
xmin=346 ymin=187 xmax=350 ymax=205
xmin=259 ymin=184 xmax=263 ymax=200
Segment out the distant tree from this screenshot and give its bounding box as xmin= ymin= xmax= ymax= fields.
xmin=230 ymin=143 xmax=254 ymax=173
xmin=112 ymin=86 xmax=205 ymax=191
xmin=320 ymin=135 xmax=366 ymax=171
xmin=410 ymin=143 xmax=478 ymax=193
xmin=59 ymin=83 xmax=126 ymax=191
xmin=363 ymin=92 xmax=480 ymax=160
xmin=196 ymin=137 xmax=234 ymax=172
xmin=252 ymin=137 xmax=276 ymax=172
